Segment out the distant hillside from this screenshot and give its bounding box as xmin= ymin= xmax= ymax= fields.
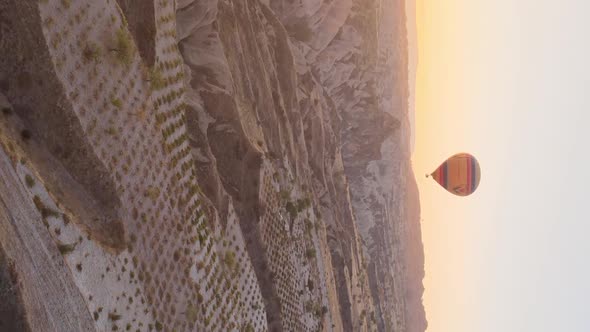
xmin=404 ymin=166 xmax=428 ymax=332
xmin=406 ymin=0 xmax=418 ymax=154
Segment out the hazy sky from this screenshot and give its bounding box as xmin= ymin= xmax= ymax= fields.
xmin=413 ymin=1 xmax=590 ymax=331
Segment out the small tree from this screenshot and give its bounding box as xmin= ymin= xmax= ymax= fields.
xmin=111 ymin=28 xmax=135 ymax=66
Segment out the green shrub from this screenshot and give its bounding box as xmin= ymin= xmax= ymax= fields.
xmin=108 ymin=312 xmax=121 ymax=321
xmin=111 ymin=98 xmax=122 ymax=108
xmin=24 ymin=174 xmax=35 ymax=188
xmin=148 ymin=66 xmax=166 ymax=90
xmin=186 ymin=304 xmax=198 ymax=322
xmin=241 ymin=323 xmax=255 ymax=332
xmin=145 ymin=186 xmax=160 ymax=200
xmin=286 ymin=201 xmax=297 ymax=219
xmin=280 ymin=190 xmax=290 ymax=200
xmin=305 ymin=247 xmax=316 ymax=259
xmin=112 ymin=29 xmax=135 ymax=66
xmin=296 ymin=197 xmax=311 ymax=211
xmin=57 ymin=242 xmax=77 ymax=255
xmin=33 ymin=195 xmax=60 ymax=219
xmin=224 ymin=251 xmax=236 ymax=270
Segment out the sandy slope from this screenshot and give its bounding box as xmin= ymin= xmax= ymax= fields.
xmin=0 ymin=149 xmax=95 ymax=332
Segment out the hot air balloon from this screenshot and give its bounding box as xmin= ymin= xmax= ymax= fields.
xmin=427 ymin=153 xmax=481 ymax=196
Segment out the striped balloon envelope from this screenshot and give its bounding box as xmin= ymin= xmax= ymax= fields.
xmin=429 ymin=153 xmax=481 ymax=196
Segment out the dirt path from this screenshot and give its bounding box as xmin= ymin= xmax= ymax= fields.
xmin=0 ymin=149 xmax=95 ymax=332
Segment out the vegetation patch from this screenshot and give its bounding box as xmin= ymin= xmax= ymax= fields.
xmin=305 ymin=247 xmax=316 ymax=259
xmin=111 ymin=98 xmax=122 ymax=108
xmin=145 ymin=186 xmax=160 ymax=200
xmin=285 ymin=197 xmax=312 ymax=219
xmin=148 ymin=66 xmax=165 ymax=90
xmin=108 ymin=312 xmax=122 ymax=321
xmin=83 ymin=42 xmax=102 ymax=63
xmin=32 ymin=195 xmax=60 ymax=219
xmin=57 ymin=242 xmax=77 ymax=255
xmin=185 ymin=303 xmax=198 ymax=323
xmin=111 ymin=29 xmax=135 ymax=66
xmin=224 ymin=250 xmax=236 ymax=271
xmin=24 ymin=174 xmax=35 ymax=188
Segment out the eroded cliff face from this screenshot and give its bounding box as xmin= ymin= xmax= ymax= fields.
xmin=0 ymin=0 xmax=424 ymax=331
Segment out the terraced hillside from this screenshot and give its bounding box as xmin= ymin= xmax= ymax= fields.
xmin=0 ymin=0 xmax=424 ymax=331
